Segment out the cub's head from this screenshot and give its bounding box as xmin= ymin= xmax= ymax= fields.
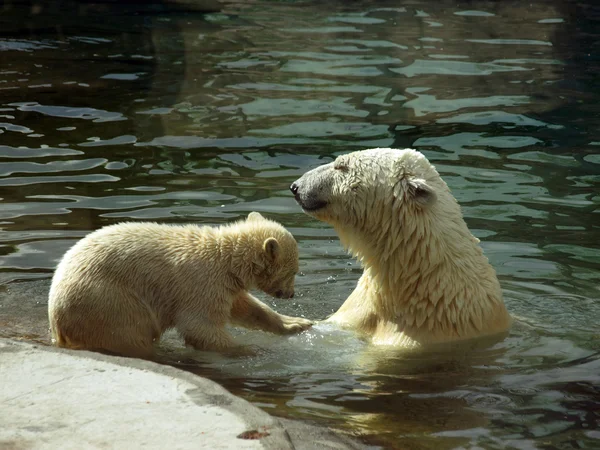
xmin=290 ymin=148 xmax=457 ymax=236
xmin=246 ymin=212 xmax=299 ymax=299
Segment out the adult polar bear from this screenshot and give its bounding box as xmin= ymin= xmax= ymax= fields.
xmin=291 ymin=148 xmax=512 ymax=348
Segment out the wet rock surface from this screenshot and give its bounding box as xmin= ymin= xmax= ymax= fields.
xmin=0 ymin=338 xmax=369 ymax=450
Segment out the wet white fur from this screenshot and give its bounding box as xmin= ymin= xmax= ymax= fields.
xmin=297 ymin=148 xmax=512 ymax=347
xmin=48 ymin=212 xmax=311 ymax=358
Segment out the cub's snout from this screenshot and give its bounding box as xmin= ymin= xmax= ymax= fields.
xmin=275 ymin=289 xmax=294 ymax=299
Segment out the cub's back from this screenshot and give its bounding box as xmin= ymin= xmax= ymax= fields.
xmin=52 ymin=222 xmax=215 ymax=283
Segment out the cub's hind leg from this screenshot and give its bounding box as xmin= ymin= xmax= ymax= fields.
xmin=50 ymin=286 xmax=161 ymax=359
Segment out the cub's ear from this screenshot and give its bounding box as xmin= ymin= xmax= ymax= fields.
xmin=263 ymin=237 xmax=280 ymax=262
xmin=248 ymin=212 xmax=264 ymax=221
xmin=408 ymin=179 xmax=436 ymax=208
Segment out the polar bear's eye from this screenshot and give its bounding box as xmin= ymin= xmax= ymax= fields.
xmin=334 ymin=161 xmax=349 ymax=172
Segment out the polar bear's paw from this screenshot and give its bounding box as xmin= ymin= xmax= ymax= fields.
xmin=278 ymin=315 xmax=313 ymax=334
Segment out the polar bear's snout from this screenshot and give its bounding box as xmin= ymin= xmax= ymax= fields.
xmin=290 ymin=163 xmax=332 ymax=212
xmin=290 ymin=182 xmax=299 ymax=196
xmin=275 ymin=289 xmax=294 ymax=299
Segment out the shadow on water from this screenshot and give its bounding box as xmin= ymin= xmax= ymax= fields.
xmin=1 ymin=0 xmax=600 ymax=448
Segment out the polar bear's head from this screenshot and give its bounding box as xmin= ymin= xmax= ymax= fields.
xmin=246 ymin=212 xmax=299 ymax=299
xmin=290 ymin=148 xmax=451 ymax=225
xmin=290 ymin=148 xmax=465 ymax=258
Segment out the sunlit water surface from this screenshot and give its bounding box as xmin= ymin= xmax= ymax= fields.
xmin=1 ymin=1 xmax=599 ymax=448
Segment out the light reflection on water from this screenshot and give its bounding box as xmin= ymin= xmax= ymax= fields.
xmin=1 ymin=0 xmax=599 ymax=448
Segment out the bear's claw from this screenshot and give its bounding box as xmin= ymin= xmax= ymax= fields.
xmin=279 ymin=316 xmax=313 ymax=334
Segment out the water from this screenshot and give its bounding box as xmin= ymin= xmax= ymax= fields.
xmin=1 ymin=0 xmax=600 ymax=448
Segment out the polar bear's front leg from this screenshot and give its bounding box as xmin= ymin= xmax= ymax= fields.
xmin=326 ymin=274 xmax=379 ymax=333
xmin=230 ymin=292 xmax=312 ymax=335
xmin=182 ymin=326 xmax=237 ymax=351
xmin=176 ymin=312 xmax=237 ymax=352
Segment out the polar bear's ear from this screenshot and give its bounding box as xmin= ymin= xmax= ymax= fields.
xmin=408 ymin=179 xmax=436 ymax=208
xmin=263 ymin=237 xmax=280 ymax=261
xmin=248 ymin=212 xmax=264 ymax=222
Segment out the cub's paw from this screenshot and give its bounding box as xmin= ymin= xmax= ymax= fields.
xmin=279 ymin=315 xmax=313 ymax=334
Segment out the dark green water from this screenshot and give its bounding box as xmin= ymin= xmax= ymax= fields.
xmin=1 ymin=1 xmax=599 ymax=448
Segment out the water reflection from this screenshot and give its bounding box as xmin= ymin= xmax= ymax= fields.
xmin=1 ymin=0 xmax=599 ymax=448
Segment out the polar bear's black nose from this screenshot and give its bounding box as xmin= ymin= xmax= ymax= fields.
xmin=275 ymin=290 xmax=294 ymax=299
xmin=290 ymin=182 xmax=299 ymax=195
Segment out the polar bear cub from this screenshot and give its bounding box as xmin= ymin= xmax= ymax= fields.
xmin=48 ymin=212 xmax=312 ymax=358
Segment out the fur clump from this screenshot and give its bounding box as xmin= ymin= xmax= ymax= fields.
xmin=48 ymin=212 xmax=311 ymax=358
xmin=291 ymin=148 xmax=511 ymax=347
